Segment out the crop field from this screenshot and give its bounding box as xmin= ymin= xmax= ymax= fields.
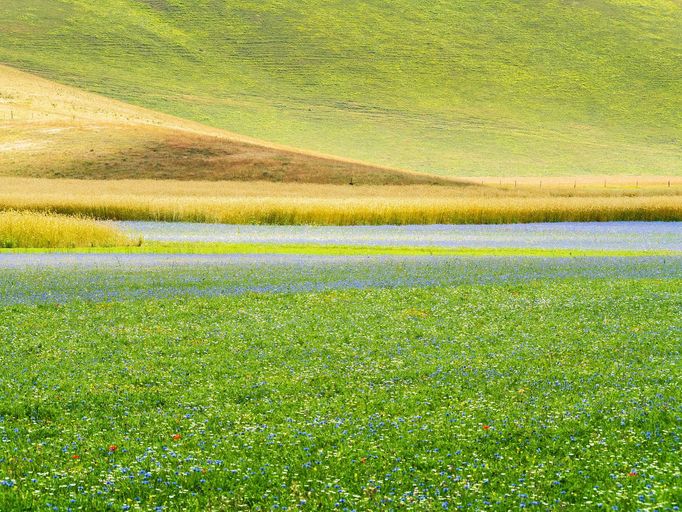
xmin=1 ymin=250 xmax=681 ymax=511
xmin=1 ymin=178 xmax=681 ymax=226
xmin=1 ymin=223 xmax=682 ymax=510
xmin=0 ymin=210 xmax=135 ymax=249
xmin=1 ymin=1 xmax=680 ymax=176
xmin=117 ymin=221 xmax=682 ymax=252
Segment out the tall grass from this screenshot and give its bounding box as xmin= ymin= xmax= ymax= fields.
xmin=0 ymin=194 xmax=679 ymax=226
xmin=1 ymin=179 xmax=679 ymax=226
xmin=0 ymin=210 xmax=133 ymax=248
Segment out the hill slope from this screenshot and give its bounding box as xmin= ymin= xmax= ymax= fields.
xmin=0 ymin=64 xmax=451 ymax=184
xmin=0 ymin=0 xmax=680 ymax=176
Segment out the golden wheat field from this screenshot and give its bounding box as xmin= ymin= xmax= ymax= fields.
xmin=0 ymin=209 xmax=133 ymax=248
xmin=1 ymin=177 xmax=680 ymax=225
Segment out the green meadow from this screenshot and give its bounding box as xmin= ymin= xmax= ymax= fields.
xmin=4 ymin=241 xmax=681 ymax=258
xmin=0 ymin=268 xmax=680 ymax=510
xmin=1 ymin=0 xmax=680 ymax=175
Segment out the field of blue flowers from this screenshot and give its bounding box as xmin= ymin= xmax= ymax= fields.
xmin=1 ymin=223 xmax=681 ymax=511
xmin=118 ymin=221 xmax=682 ymax=252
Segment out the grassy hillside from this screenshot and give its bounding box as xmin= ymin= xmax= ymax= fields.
xmin=0 ymin=64 xmax=450 ymax=185
xmin=0 ymin=1 xmax=680 ymax=176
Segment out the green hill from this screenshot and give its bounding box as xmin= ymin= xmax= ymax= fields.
xmin=0 ymin=64 xmax=451 ymax=185
xmin=1 ymin=0 xmax=680 ymax=176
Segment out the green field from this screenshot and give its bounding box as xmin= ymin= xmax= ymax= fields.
xmin=1 ymin=0 xmax=680 ymax=176
xmin=4 ymin=241 xmax=681 ymax=258
xmin=1 ymin=262 xmax=681 ymax=510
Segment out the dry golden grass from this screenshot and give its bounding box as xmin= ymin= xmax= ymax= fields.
xmin=1 ymin=178 xmax=680 ymax=225
xmin=468 ymin=176 xmax=682 ymax=189
xmin=0 ymin=210 xmax=134 ymax=248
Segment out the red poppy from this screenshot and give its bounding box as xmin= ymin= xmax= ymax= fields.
xmin=482 ymin=425 xmax=491 ymax=431
xmin=71 ymin=454 xmax=80 ymax=460
xmin=172 ymin=434 xmax=182 ymax=441
xmin=108 ymin=444 xmax=118 ymax=452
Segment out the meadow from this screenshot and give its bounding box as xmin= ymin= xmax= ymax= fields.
xmin=1 ymin=178 xmax=680 ymax=226
xmin=0 ymin=255 xmax=680 ymax=510
xmin=1 ymin=1 xmax=680 ymax=176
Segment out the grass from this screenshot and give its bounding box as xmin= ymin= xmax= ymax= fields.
xmin=3 ymin=241 xmax=680 ymax=258
xmin=0 ymin=269 xmax=680 ymax=510
xmin=0 ymin=1 xmax=680 ymax=176
xmin=1 ymin=177 xmax=680 ymax=225
xmin=0 ymin=210 xmax=134 ymax=248
xmin=0 ymin=64 xmax=445 ymax=185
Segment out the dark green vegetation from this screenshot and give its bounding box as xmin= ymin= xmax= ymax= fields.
xmin=0 ymin=266 xmax=680 ymax=510
xmin=1 ymin=1 xmax=680 ymax=175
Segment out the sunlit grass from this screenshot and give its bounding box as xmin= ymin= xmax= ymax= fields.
xmin=1 ymin=1 xmax=680 ymax=175
xmin=0 ymin=179 xmax=678 ymax=225
xmin=1 ymin=274 xmax=680 ymax=510
xmin=0 ymin=210 xmax=134 ymax=248
xmin=5 ymin=197 xmax=681 ymax=225
xmin=4 ymin=241 xmax=679 ymax=258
